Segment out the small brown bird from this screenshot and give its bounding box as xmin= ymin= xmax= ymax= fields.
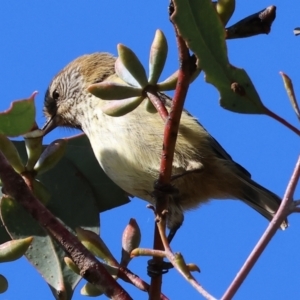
xmin=43 ymin=53 xmax=287 ymax=237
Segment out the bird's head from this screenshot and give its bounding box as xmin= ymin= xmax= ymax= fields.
xmin=43 ymin=52 xmax=116 ymax=135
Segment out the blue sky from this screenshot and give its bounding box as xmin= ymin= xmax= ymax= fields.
xmin=0 ymin=1 xmax=299 ymax=299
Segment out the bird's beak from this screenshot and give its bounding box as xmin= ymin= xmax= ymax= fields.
xmin=42 ymin=115 xmax=58 ymax=136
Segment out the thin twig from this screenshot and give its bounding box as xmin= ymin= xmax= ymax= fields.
xmin=0 ymin=151 xmax=132 ymax=300
xmin=263 ymin=106 xmax=300 ymax=136
xmin=146 ymin=89 xmax=169 ymax=121
xmin=155 ymin=219 xmax=216 ymax=300
xmin=222 ymin=155 xmax=300 ymax=300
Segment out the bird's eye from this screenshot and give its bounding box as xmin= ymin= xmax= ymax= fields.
xmin=52 ymin=90 xmax=60 ymax=100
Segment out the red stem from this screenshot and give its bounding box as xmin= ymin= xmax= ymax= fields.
xmin=149 ymin=30 xmax=192 ymax=300
xmin=146 ymin=89 xmax=169 ymax=121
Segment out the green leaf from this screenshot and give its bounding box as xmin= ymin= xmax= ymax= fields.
xmin=144 ymin=98 xmax=158 ymax=113
xmin=117 ymin=44 xmax=148 ymax=88
xmin=171 ymin=0 xmax=265 ymax=114
xmin=0 ymin=92 xmax=36 ymax=137
xmin=148 ymin=30 xmax=168 ymax=85
xmin=215 ymin=0 xmax=235 ymax=26
xmin=0 ymin=173 xmax=99 ymax=300
xmin=89 ymin=82 xmax=142 ymax=100
xmin=0 ymin=236 xmax=33 ymax=263
xmin=32 ymin=180 xmax=51 ymax=205
xmin=157 ymin=71 xmax=178 ymax=91
xmin=0 ymin=134 xmax=24 ymax=173
xmin=34 ymin=139 xmax=67 ymax=174
xmin=101 ymin=97 xmax=144 ymax=117
xmin=23 ymin=129 xmax=44 ymax=170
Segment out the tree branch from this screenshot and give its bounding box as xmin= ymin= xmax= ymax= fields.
xmin=0 ymin=150 xmax=132 ymax=300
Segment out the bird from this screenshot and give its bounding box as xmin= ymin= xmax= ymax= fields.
xmin=42 ymin=52 xmax=288 ymax=239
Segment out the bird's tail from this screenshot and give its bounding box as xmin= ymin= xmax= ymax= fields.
xmin=237 ymin=176 xmax=288 ymax=230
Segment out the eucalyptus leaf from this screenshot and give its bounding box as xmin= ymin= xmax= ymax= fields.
xmin=0 ymin=197 xmax=81 ymax=300
xmin=101 ymin=97 xmax=144 ymax=117
xmin=89 ymin=82 xmax=142 ymax=100
xmin=172 ymin=0 xmax=265 ymax=114
xmin=148 ymin=30 xmax=168 ymax=85
xmin=0 ymin=93 xmax=36 ymax=137
xmin=0 ymin=134 xmax=24 ymax=173
xmin=117 ymin=44 xmax=148 ymax=88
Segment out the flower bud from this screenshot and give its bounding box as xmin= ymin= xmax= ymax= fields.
xmin=0 ymin=134 xmax=24 ymax=173
xmin=64 ymin=257 xmax=80 ymax=275
xmin=32 ymin=180 xmax=51 ymax=205
xmin=121 ymin=218 xmax=141 ymax=267
xmin=0 ymin=237 xmax=33 ymax=263
xmin=81 ymin=282 xmax=104 ymax=297
xmin=76 ymin=228 xmax=118 ymax=266
xmin=23 ymin=129 xmax=43 ymax=170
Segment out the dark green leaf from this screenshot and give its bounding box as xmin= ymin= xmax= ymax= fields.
xmin=0 ymin=197 xmax=81 ymax=300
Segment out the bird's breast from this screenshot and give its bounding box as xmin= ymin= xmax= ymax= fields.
xmin=81 ymin=102 xmax=218 ymax=207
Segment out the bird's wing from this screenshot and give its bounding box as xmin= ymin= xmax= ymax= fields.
xmin=207 ymin=132 xmax=252 ymax=178
xmin=191 ymin=114 xmax=252 ymax=178
xmin=159 ymin=92 xmax=252 ymax=178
